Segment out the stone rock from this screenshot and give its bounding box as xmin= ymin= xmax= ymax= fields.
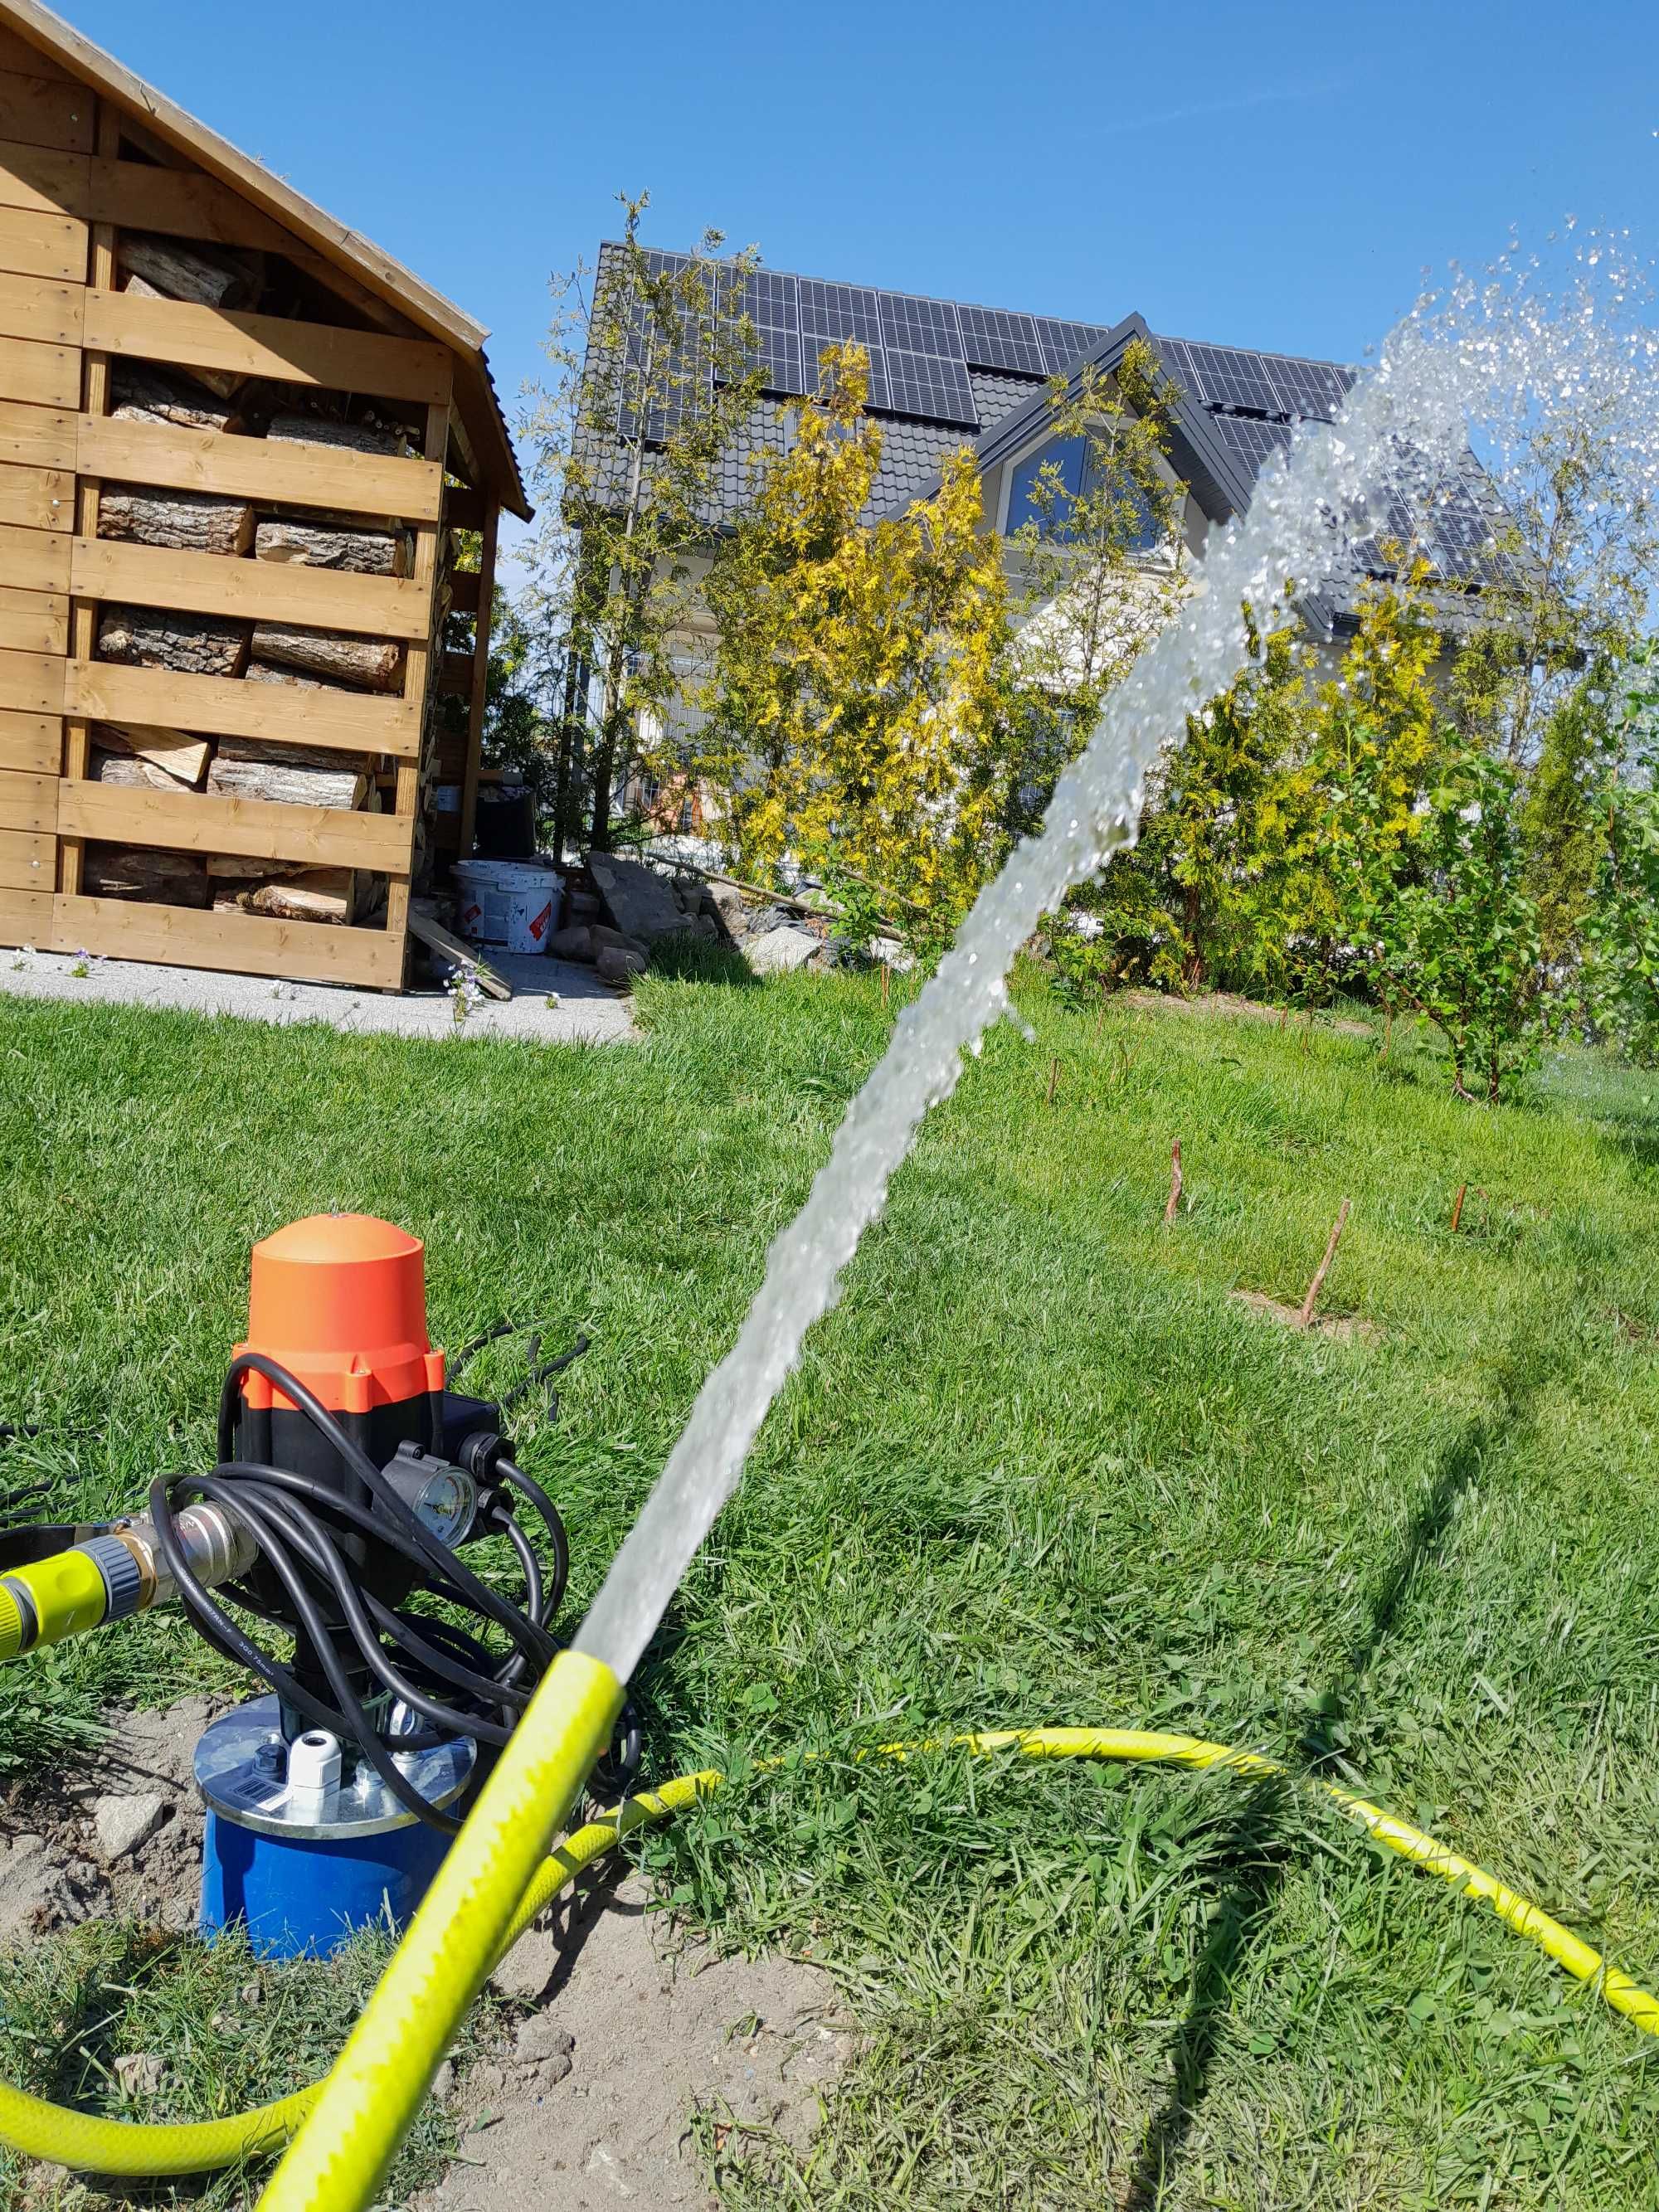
xmin=513 ymin=2016 xmax=576 ymax=2066
xmin=596 ymin=945 xmax=648 ymax=984
xmin=587 ymin=850 xmax=691 ymax=942
xmin=590 ymin=923 xmax=649 ymax=960
xmin=690 ymin=914 xmax=718 ymax=940
xmin=708 ymin=882 xmax=748 ymax=936
xmin=432 ymin=2059 xmax=456 ymax=2105
xmin=114 ymin=2053 xmax=165 ymax=2098
xmin=744 ymin=926 xmax=821 ymax=975
xmin=93 ymin=1791 xmax=166 ymax=1862
xmin=547 ymin=923 xmax=594 ymax=962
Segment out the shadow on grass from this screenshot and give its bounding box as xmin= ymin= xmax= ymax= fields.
xmin=1121 ymin=1398 xmax=1520 ymax=2209
xmin=648 ymin=936 xmax=761 ymax=989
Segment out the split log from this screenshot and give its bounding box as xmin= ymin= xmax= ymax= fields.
xmin=207 ymin=739 xmax=372 ymax=810
xmin=251 ymin=622 xmax=404 ymax=693
xmin=110 ymin=362 xmax=241 ymax=435
xmin=100 ymin=486 xmax=255 ymax=557
xmin=90 ymin=744 xmax=202 ymax=795
xmin=117 ymin=233 xmax=258 ymax=310
xmin=94 ymin=722 xmax=211 ymax=788
xmin=98 ymin=605 xmax=249 ymax=678
xmin=206 ymin=853 xmax=303 ymax=881
xmin=248 ymin=869 xmax=358 ymax=924
xmin=267 ymin=411 xmax=406 ymax=460
xmin=243 ymin=657 xmax=358 ymax=693
xmin=255 ymin=518 xmax=411 ymax=576
xmin=83 ymin=843 xmax=210 ymax=907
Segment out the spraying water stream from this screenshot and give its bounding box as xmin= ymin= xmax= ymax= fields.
xmin=577 ymin=248 xmax=1658 ymax=1681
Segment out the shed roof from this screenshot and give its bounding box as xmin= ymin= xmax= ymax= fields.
xmin=0 ymin=0 xmax=529 ymax=517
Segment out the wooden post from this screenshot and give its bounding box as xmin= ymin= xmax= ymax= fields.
xmin=1046 ymin=1056 xmax=1060 ymax=1107
xmin=59 ymin=101 xmax=121 ymax=898
xmin=1163 ymin=1140 xmax=1183 ymax=1227
xmin=1449 ymin=1181 xmax=1467 ymax=1234
xmin=457 ymin=502 xmax=498 ymax=861
xmin=880 ymin=961 xmax=890 ymax=1008
xmin=381 ymin=392 xmax=454 ymax=985
xmin=1298 ymin=1198 xmax=1351 ymax=1329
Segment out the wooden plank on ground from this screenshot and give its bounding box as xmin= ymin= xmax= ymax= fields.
xmin=51 ymin=892 xmax=404 ymax=988
xmin=0 ymin=333 xmax=77 ymax=408
xmin=80 ymin=290 xmax=455 ymax=406
xmin=57 ymin=779 xmax=411 ymax=871
xmin=0 ymin=582 xmax=65 ymax=651
xmin=61 ymin=659 xmax=420 ymax=756
xmin=69 ymin=536 xmax=431 ymax=642
xmin=407 ymin=906 xmax=509 ymax=998
xmin=0 ymin=765 xmax=54 ymax=828
xmin=0 ymin=518 xmax=66 ymax=587
xmin=0 ymin=882 xmax=49 ymax=941
xmin=0 ymin=69 xmax=91 ymax=155
xmin=0 ymin=396 xmax=73 ymax=468
xmin=0 ymin=823 xmax=50 ymax=887
xmin=0 ymin=458 xmax=69 ymax=527
xmin=0 ymin=202 xmax=83 ymax=280
xmin=0 ymin=704 xmax=58 ymax=768
xmin=0 ymin=644 xmax=62 ymax=712
xmin=76 ymin=415 xmax=444 ymax=523
xmin=0 ymin=269 xmax=79 ymax=344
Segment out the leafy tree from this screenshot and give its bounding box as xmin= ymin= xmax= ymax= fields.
xmin=1339 ymin=742 xmax=1546 ymax=1102
xmin=1580 ymin=649 xmax=1659 ymax=1060
xmin=702 ymin=346 xmax=1010 ymax=941
xmin=519 ymin=195 xmax=765 ymax=854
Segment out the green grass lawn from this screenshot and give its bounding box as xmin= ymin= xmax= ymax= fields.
xmin=4 ymin=963 xmax=1659 ymax=2208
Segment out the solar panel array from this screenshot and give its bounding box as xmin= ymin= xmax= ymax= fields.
xmin=1155 ymin=337 xmax=1355 ymax=423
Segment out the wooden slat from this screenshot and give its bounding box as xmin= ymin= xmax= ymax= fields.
xmin=0 ymin=137 xmax=83 ymax=216
xmin=0 ymin=824 xmax=50 ymax=887
xmin=80 ymin=290 xmax=455 ymax=406
xmin=58 ymin=780 xmax=411 ymax=872
xmin=0 ymin=28 xmax=75 ymax=82
xmin=86 ymin=158 xmax=297 ymax=252
xmin=0 ymin=704 xmax=58 ymax=769
xmin=0 ymin=396 xmax=73 ymax=468
xmin=380 ymin=401 xmax=449 ymax=980
xmin=0 ymin=333 xmax=77 ymax=407
xmin=0 ymin=69 xmax=91 ymax=156
xmin=0 ymin=458 xmax=69 ymax=526
xmin=0 ymin=202 xmax=83 ymax=280
xmin=67 ymin=536 xmax=431 ymax=642
xmin=0 ymin=882 xmax=49 ymax=941
xmin=0 ymin=269 xmax=80 ymax=343
xmin=0 ymin=518 xmax=66 ymax=587
xmin=76 ymin=415 xmax=444 ymax=525
xmin=459 ymin=509 xmax=499 ymax=858
xmin=447 ymin=567 xmax=481 ymax=616
xmin=445 ymin=485 xmax=487 ymax=532
xmin=0 ymin=644 xmax=62 ymax=713
xmin=0 ymin=765 xmax=53 ymax=828
xmin=61 ymin=660 xmax=420 ymax=758
xmin=60 ymin=104 xmax=114 ymax=902
xmin=0 ymin=582 xmax=65 ymax=651
xmin=51 ymin=893 xmax=403 ymax=989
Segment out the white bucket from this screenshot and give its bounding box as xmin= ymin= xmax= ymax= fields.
xmin=453 ymin=858 xmax=562 ymax=955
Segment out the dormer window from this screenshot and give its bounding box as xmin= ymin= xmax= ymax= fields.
xmin=1004 ymin=431 xmax=1160 ymax=551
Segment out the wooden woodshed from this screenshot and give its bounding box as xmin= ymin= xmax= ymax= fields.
xmin=0 ymin=0 xmax=529 ymax=990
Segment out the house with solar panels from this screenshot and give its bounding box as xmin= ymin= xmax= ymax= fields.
xmin=577 ymin=245 xmax=1516 ymax=829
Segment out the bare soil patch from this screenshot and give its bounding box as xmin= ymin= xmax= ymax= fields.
xmin=1231 ymin=1288 xmax=1381 ymax=1344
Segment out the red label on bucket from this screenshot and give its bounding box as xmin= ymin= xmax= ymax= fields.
xmin=460 ymin=899 xmax=483 ymax=932
xmin=528 ymin=902 xmax=553 ymax=942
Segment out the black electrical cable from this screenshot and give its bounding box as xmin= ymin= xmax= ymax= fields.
xmin=494 ymin=1458 xmax=568 ymax=1616
xmin=450 ymin=1322 xmax=590 ymax=1421
xmin=152 ymin=1355 xmax=572 ymax=1832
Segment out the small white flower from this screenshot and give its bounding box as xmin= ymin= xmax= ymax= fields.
xmin=1458 ymin=802 xmax=1482 ymax=824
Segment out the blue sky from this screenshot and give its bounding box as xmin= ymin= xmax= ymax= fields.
xmin=65 ymin=0 xmax=1659 ymax=515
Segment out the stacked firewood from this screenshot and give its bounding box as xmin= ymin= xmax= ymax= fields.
xmin=82 ymin=232 xmax=412 ymax=926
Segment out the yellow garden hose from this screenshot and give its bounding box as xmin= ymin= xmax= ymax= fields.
xmin=1 ymin=1719 xmax=1654 ymax=2186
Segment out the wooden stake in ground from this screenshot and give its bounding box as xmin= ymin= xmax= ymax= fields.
xmin=1046 ymin=1056 xmax=1061 ymax=1107
xmin=1164 ymin=1140 xmax=1183 ymax=1227
xmin=881 ymin=962 xmax=890 ymax=1008
xmin=1449 ymin=1181 xmax=1468 ymax=1234
xmin=1298 ymin=1198 xmax=1351 ymax=1329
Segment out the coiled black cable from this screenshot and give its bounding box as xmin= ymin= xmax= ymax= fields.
xmin=152 ymin=1354 xmax=568 ymax=1834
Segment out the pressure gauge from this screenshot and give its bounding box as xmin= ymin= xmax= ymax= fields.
xmin=384 ymin=1445 xmax=477 ymax=1547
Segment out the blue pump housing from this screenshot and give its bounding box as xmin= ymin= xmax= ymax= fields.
xmin=199 ymin=1806 xmax=451 ymax=1958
